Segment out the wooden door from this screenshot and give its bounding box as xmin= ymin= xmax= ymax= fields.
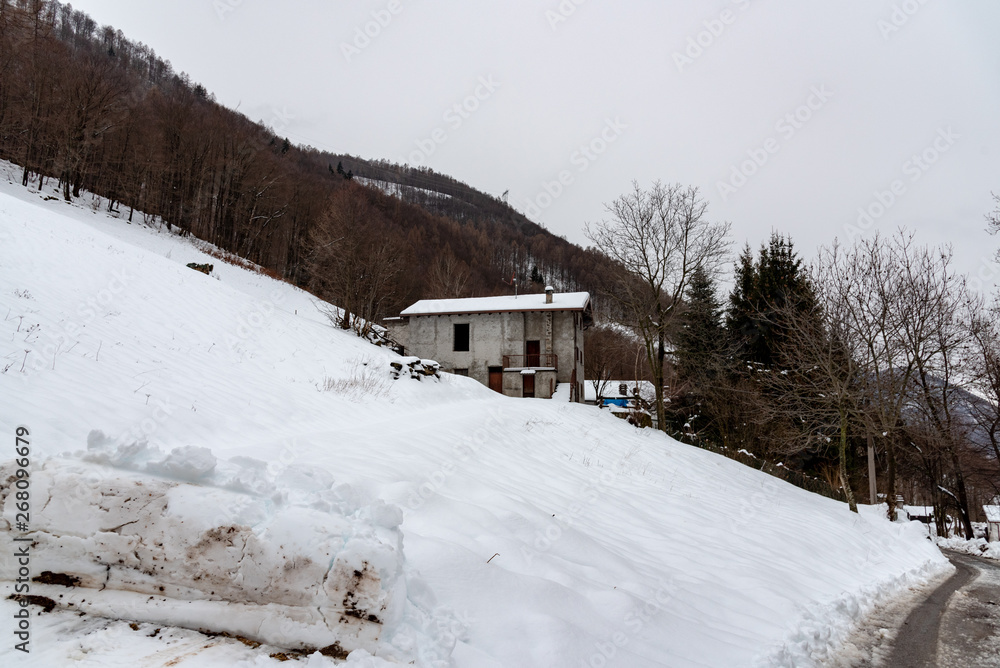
xmin=526 ymin=340 xmax=540 ymax=367
xmin=488 ymin=367 xmax=503 ymax=393
xmin=522 ymin=374 xmax=535 ymax=398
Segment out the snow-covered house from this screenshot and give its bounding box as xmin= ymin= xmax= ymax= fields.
xmin=985 ymin=505 xmax=1000 ymax=542
xmin=904 ymin=505 xmax=935 ymax=525
xmin=386 ymin=287 xmax=591 ymax=402
xmin=585 ymin=379 xmax=656 ymax=427
xmin=584 ymin=380 xmax=655 ymax=407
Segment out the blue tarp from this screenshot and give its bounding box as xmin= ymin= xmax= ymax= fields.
xmin=601 ymin=398 xmax=629 ymax=408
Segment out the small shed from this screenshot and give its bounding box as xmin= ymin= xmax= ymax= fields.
xmin=584 ymin=380 xmax=654 ymax=408
xmin=985 ymin=505 xmax=1000 ymax=542
xmin=904 ymin=505 xmax=935 ymax=525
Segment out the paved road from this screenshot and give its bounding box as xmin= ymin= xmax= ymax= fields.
xmin=886 ymin=550 xmax=1000 ymax=667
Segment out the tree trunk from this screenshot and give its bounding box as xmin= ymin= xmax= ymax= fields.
xmin=655 ymin=326 xmax=667 ymax=433
xmin=840 ymin=411 xmax=858 ymax=512
xmin=885 ymin=434 xmax=897 ymax=521
xmin=932 ymin=473 xmax=947 ymax=537
xmin=948 ymin=445 xmax=975 ymax=539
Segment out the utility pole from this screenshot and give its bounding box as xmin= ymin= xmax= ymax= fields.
xmin=867 ymin=433 xmax=877 ymax=505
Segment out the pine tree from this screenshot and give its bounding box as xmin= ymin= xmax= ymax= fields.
xmin=530 ymin=264 xmax=543 ymax=285
xmin=674 ymin=265 xmax=724 ymax=381
xmin=726 ymin=233 xmax=814 ymax=368
xmin=726 ymin=243 xmax=758 ymax=362
xmin=665 ymin=265 xmax=728 ymax=443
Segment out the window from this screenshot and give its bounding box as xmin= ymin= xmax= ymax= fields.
xmin=453 ymin=368 xmax=469 ymax=376
xmin=454 ymin=323 xmax=470 ymax=351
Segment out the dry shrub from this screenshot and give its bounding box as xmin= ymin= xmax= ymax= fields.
xmin=319 ymin=358 xmax=391 ymax=401
xmin=193 ymin=241 xmax=285 ymax=281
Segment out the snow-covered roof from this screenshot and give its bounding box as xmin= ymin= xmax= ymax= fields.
xmin=584 ymin=380 xmax=654 ymax=402
xmin=904 ymin=505 xmax=934 ymax=518
xmin=985 ymin=505 xmax=1000 ymax=523
xmin=400 ymin=291 xmax=591 ymax=316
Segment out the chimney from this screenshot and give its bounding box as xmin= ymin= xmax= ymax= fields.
xmin=545 ymin=286 xmax=554 ymax=304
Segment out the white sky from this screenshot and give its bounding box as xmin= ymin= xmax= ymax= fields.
xmin=70 ymin=0 xmax=1000 ymax=293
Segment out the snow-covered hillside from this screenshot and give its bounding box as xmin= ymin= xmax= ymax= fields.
xmin=0 ymin=162 xmax=949 ymax=667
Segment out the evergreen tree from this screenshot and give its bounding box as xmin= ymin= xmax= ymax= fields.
xmin=530 ymin=264 xmax=544 ymax=285
xmin=726 ymin=233 xmax=814 ymax=368
xmin=674 ymin=265 xmax=724 ymax=380
xmin=726 ymin=243 xmax=757 ymax=360
xmin=666 ymin=264 xmax=726 ymax=444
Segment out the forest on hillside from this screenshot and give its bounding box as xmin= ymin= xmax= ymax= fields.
xmin=584 ymin=180 xmax=1000 ymax=536
xmin=2 ymin=0 xmax=999 ymax=536
xmin=0 ymin=0 xmax=617 ymax=317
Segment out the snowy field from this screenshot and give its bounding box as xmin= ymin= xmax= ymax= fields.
xmin=0 ymin=161 xmax=950 ymax=666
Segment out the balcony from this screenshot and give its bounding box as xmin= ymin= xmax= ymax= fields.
xmin=502 ymin=354 xmax=558 ymax=369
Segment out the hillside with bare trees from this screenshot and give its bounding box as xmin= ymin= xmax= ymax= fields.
xmin=0 ymin=0 xmax=617 ymax=321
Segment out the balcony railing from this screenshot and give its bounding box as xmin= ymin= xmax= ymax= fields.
xmin=502 ymin=354 xmax=558 ymax=369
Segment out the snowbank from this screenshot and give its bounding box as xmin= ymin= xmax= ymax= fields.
xmin=0 ymin=164 xmax=951 ymax=666
xmin=937 ymin=536 xmax=1000 ymax=561
xmin=0 ymin=450 xmax=454 ymax=664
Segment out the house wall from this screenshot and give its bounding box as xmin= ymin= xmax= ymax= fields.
xmin=990 ymin=521 xmax=1000 ymax=542
xmin=503 ymin=369 xmax=558 ymax=399
xmin=401 ymin=309 xmax=585 ymax=401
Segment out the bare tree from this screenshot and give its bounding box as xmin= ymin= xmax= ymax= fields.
xmin=763 ymin=269 xmax=864 ymax=513
xmin=987 ymin=191 xmax=1000 ymax=232
xmin=584 ymin=325 xmax=642 ymax=403
xmin=820 ymin=233 xmax=940 ymax=519
xmin=586 ymin=182 xmax=730 ymax=432
xmin=307 ymin=186 xmax=405 ymax=338
xmin=969 ymin=306 xmax=1000 ymax=477
xmin=428 ymin=245 xmax=472 ymax=298
xmin=908 ymin=269 xmax=980 ymax=539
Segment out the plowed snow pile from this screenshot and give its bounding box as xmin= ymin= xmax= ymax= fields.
xmin=0 ymin=451 xmax=451 ymax=662
xmin=0 ymin=162 xmax=950 ymax=667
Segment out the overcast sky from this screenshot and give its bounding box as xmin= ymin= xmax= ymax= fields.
xmin=70 ymin=0 xmax=1000 ymax=293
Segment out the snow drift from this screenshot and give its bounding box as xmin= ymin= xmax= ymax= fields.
xmin=0 ymin=162 xmax=951 ymax=667
xmin=0 ymin=447 xmax=454 ymax=663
